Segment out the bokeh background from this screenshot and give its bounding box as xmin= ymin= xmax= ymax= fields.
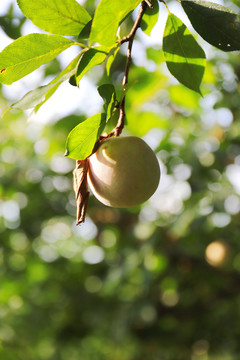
xmin=1 ymin=0 xmax=240 ymax=359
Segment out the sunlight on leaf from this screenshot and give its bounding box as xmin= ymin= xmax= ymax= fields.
xmin=65 ymin=113 xmax=106 ymax=160
xmin=163 ymin=14 xmax=206 ymax=94
xmin=76 ymin=47 xmax=109 ymax=86
xmin=90 ymin=0 xmax=141 ymax=46
xmin=0 ymin=34 xmax=76 ymax=85
xmin=17 ymin=0 xmax=91 ymax=35
xmin=10 ymin=54 xmax=81 ymax=111
xmin=141 ymin=0 xmax=159 ymax=36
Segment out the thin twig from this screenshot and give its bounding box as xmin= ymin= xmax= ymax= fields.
xmin=145 ymin=0 xmax=153 ymax=8
xmin=119 ymin=2 xmax=147 ymax=45
xmin=108 ymin=1 xmax=147 ymax=137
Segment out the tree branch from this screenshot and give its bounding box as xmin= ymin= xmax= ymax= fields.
xmin=108 ymin=1 xmax=147 ymax=137
xmin=119 ymin=1 xmax=147 ymax=45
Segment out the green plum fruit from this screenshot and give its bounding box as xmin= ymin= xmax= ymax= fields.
xmin=87 ymin=136 xmax=160 ymax=207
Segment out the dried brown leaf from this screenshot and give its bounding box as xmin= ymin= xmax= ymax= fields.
xmin=73 ymin=159 xmax=90 ymax=225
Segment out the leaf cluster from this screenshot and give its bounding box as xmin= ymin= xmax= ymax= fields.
xmin=0 ymin=0 xmax=240 ymax=160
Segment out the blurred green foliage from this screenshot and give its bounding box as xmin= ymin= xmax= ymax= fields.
xmin=1 ymin=1 xmax=240 ymax=359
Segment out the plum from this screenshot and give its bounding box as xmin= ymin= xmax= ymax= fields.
xmin=88 ymin=136 xmax=160 ymax=207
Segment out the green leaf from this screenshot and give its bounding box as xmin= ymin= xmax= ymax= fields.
xmin=163 ymin=14 xmax=206 ymax=94
xmin=65 ymin=113 xmax=106 ymax=160
xmin=181 ymin=0 xmax=240 ymax=51
xmin=11 ymin=55 xmax=80 ymax=111
xmin=35 ymin=54 xmax=81 ymax=112
xmin=11 ymin=84 xmax=52 ymax=110
xmin=76 ymin=47 xmax=109 ymax=86
xmin=141 ymin=0 xmax=159 ymax=36
xmin=106 ymin=46 xmax=120 ymax=76
xmin=90 ymin=0 xmax=141 ymax=46
xmin=17 ymin=0 xmax=91 ymax=35
xmin=98 ymin=84 xmax=116 ymax=106
xmin=98 ymin=84 xmax=117 ymax=121
xmin=10 ymin=54 xmax=81 ymax=111
xmin=0 ymin=34 xmax=76 ymax=85
xmin=78 ymin=20 xmax=92 ymax=40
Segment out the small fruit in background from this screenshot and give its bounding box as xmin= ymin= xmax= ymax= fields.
xmin=88 ymin=136 xmax=160 ymax=207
